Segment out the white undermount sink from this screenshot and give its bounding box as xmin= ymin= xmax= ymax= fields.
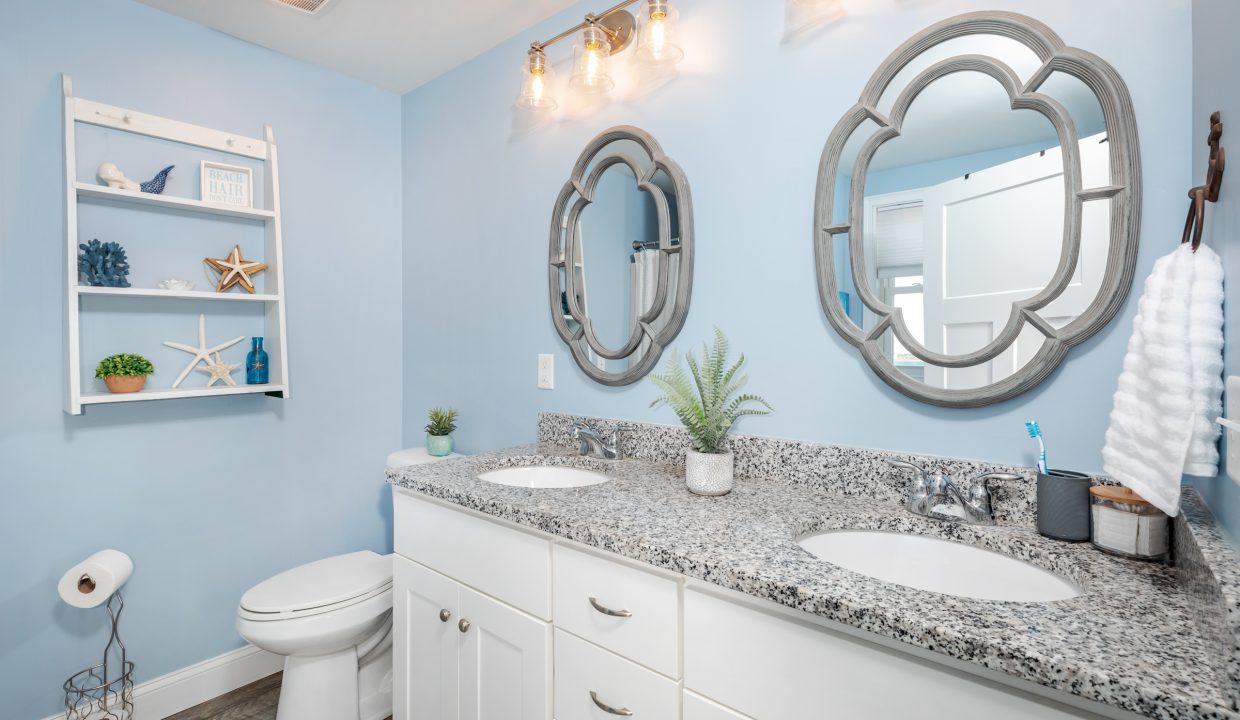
xmin=476 ymin=466 xmax=610 ymax=489
xmin=797 ymin=530 xmax=1081 ymax=602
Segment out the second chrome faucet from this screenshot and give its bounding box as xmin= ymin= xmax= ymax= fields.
xmin=572 ymin=421 xmax=623 ymax=460
xmin=886 ymin=459 xmax=1021 ymax=525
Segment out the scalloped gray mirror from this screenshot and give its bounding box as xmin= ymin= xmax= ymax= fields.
xmin=549 ymin=126 xmax=694 ymax=386
xmin=814 ymin=12 xmax=1141 ymax=407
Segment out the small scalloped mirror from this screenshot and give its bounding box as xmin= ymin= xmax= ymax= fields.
xmin=549 ymin=126 xmax=694 ymax=386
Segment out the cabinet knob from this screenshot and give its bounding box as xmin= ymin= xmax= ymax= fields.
xmin=458 ymin=619 xmax=471 ymax=633
xmin=590 ymin=691 xmax=634 ymax=716
xmin=439 ymin=609 xmax=451 ymax=622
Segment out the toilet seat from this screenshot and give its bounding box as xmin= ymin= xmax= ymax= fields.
xmin=240 ymin=550 xmax=392 ymax=621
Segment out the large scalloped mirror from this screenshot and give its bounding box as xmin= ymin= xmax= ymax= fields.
xmin=549 ymin=126 xmax=694 ymax=386
xmin=815 ymin=12 xmax=1141 ymax=407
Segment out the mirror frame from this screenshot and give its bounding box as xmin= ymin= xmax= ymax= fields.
xmin=813 ymin=11 xmax=1141 ymax=408
xmin=549 ymin=125 xmax=694 ymax=386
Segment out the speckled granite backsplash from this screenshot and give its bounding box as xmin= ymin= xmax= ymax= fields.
xmin=539 ymin=411 xmax=1049 ymax=526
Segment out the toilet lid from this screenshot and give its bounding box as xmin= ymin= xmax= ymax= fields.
xmin=241 ymin=551 xmax=392 ymax=614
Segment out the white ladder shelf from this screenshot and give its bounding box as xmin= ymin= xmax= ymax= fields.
xmin=63 ymin=74 xmax=290 ymax=415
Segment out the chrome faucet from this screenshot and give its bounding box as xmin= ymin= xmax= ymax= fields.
xmin=572 ymin=422 xmax=622 ymax=460
xmin=885 ymin=459 xmax=1020 ymax=525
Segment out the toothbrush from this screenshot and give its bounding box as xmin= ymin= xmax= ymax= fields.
xmin=1025 ymin=421 xmax=1048 ymax=474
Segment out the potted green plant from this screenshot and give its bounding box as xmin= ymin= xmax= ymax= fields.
xmin=95 ymin=353 xmax=155 ymax=394
xmin=649 ymin=329 xmax=772 ymax=495
xmin=425 ymin=407 xmax=460 ymax=457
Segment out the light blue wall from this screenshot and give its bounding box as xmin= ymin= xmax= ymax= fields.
xmin=0 ymin=2 xmax=403 ymax=717
xmin=402 ymin=0 xmax=1192 ymax=477
xmin=1190 ymin=0 xmax=1240 ymax=543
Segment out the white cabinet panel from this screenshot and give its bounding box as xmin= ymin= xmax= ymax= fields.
xmin=553 ymin=545 xmax=681 ymax=677
xmin=683 ymin=691 xmax=751 ymax=720
xmin=684 ymin=589 xmax=1097 ymax=720
xmin=394 ymin=556 xmax=458 ymax=720
xmin=459 ymin=584 xmax=552 ymax=720
xmin=394 ymin=491 xmax=552 ymax=619
xmin=554 ymin=629 xmax=680 ymax=720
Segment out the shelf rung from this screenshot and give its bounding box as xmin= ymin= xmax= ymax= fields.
xmin=75 ymin=286 xmax=280 ymax=302
xmin=79 ymin=384 xmax=288 ymax=406
xmin=75 ymin=182 xmax=275 ymax=221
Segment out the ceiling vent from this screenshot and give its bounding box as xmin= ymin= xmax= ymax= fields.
xmin=271 ymin=0 xmax=333 ymax=14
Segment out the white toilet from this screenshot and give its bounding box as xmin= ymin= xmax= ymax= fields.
xmin=237 ymin=551 xmax=395 ymax=720
xmin=236 ymin=448 xmax=461 ymax=720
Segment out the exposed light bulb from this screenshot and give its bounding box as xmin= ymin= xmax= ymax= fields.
xmin=636 ymin=0 xmax=683 ymax=67
xmin=569 ymin=24 xmax=614 ymax=95
xmin=515 ymin=47 xmax=557 ymax=111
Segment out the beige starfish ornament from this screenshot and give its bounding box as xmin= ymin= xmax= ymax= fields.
xmin=163 ymin=314 xmax=244 ymax=388
xmin=205 ymin=245 xmax=268 ymax=293
xmin=195 ymin=352 xmax=242 ymax=387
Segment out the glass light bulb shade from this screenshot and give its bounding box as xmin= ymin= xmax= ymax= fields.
xmin=635 ymin=0 xmax=683 ymax=66
xmin=515 ymin=50 xmax=558 ymax=110
xmin=569 ymin=25 xmax=614 ymax=94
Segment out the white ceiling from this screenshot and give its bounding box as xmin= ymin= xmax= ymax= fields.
xmin=136 ymin=0 xmax=577 ymax=94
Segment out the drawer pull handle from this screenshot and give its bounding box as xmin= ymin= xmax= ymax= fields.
xmin=590 ymin=690 xmax=633 ymax=716
xmin=458 ymin=619 xmax=470 ymax=633
xmin=439 ymin=609 xmax=452 ymax=622
xmin=588 ymin=596 xmax=633 ymax=618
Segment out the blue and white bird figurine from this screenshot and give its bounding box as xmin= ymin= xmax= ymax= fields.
xmin=140 ymin=165 xmax=175 ymax=194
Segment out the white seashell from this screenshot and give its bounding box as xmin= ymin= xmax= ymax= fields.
xmin=97 ymin=162 xmax=140 ymax=192
xmin=158 ymin=279 xmax=194 ymax=291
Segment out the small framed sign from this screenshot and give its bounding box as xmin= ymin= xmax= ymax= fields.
xmin=200 ymin=161 xmax=253 ymax=208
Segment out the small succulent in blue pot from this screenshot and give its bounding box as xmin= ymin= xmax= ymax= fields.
xmin=78 ymin=239 xmax=131 ymax=287
xmin=425 ymin=407 xmax=459 ymax=457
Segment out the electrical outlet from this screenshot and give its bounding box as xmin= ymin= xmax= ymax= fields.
xmin=538 ymin=354 xmax=554 ymax=390
xmin=1228 ymin=376 xmax=1240 ymax=485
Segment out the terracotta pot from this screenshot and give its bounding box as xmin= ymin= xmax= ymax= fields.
xmin=104 ymin=375 xmax=147 ymax=394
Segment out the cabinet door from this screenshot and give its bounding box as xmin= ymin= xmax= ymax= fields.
xmin=458 ymin=584 xmax=552 ymax=720
xmin=394 ymin=557 xmax=459 ymax=720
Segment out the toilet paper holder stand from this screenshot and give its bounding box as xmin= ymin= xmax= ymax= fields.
xmin=63 ymin=588 xmax=134 ymax=720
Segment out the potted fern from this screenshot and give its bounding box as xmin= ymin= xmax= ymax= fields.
xmin=95 ymin=353 xmax=154 ymax=394
xmin=425 ymin=407 xmax=460 ymax=457
xmin=649 ymin=329 xmax=772 ymax=495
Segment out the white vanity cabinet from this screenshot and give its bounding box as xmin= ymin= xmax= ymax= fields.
xmin=393 ymin=556 xmax=551 ymax=720
xmin=393 ymin=490 xmax=1116 ymax=720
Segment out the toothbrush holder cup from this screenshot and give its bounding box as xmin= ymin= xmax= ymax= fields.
xmin=1036 ymin=469 xmax=1092 ymax=542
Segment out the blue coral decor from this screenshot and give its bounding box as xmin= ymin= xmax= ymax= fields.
xmin=78 ymin=239 xmax=131 ymax=287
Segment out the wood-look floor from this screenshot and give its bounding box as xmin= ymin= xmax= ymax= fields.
xmin=165 ymin=673 xmax=283 ymax=720
xmin=164 ymin=672 xmax=393 ymax=720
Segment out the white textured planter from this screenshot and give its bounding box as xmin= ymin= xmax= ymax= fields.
xmin=686 ymin=449 xmax=734 ymax=496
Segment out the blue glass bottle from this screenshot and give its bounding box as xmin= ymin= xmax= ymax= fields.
xmin=246 ymin=337 xmax=269 ymax=385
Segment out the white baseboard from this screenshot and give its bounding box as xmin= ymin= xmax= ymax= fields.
xmin=44 ymin=644 xmax=283 ymax=720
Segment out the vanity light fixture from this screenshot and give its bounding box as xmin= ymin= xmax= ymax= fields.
xmin=517 ymin=0 xmax=685 ymax=109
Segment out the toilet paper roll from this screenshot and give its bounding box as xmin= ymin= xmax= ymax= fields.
xmin=57 ymin=549 xmax=133 ymax=609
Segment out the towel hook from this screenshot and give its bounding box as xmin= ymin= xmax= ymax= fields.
xmin=1182 ymin=111 xmax=1225 ymax=252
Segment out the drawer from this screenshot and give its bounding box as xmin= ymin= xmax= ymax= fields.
xmin=554 ymin=629 xmax=679 ymax=720
xmin=683 ymin=691 xmax=751 ymax=720
xmin=553 ymin=544 xmax=680 ymax=676
xmin=394 ymin=490 xmax=551 ymax=619
xmin=684 ymin=588 xmax=1096 ymax=720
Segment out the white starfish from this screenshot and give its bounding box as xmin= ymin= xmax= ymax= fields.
xmin=163 ymin=314 xmax=244 ymax=388
xmin=195 ymin=352 xmax=241 ymax=387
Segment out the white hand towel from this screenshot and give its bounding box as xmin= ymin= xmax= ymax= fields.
xmin=1102 ymin=243 xmax=1224 ymax=516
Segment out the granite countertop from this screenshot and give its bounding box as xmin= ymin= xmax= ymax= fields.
xmin=388 ymin=444 xmax=1238 ymax=720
